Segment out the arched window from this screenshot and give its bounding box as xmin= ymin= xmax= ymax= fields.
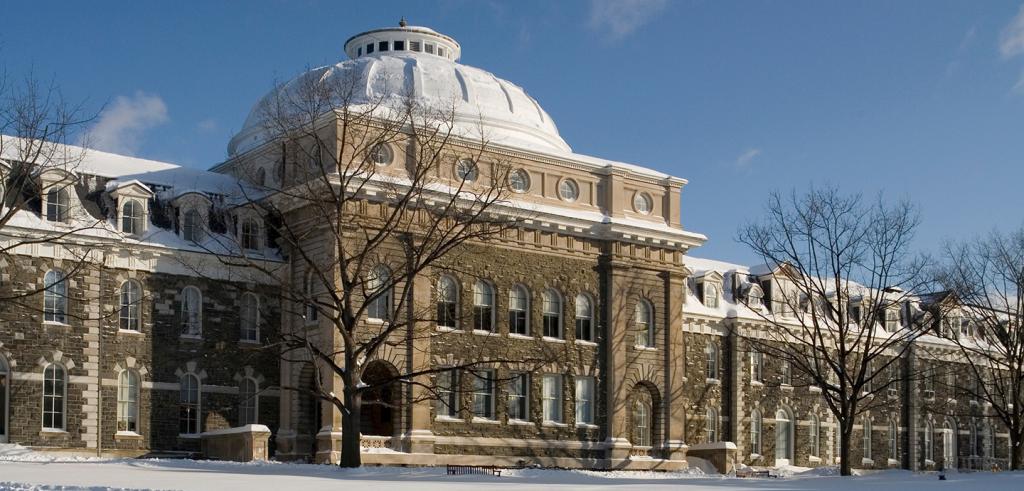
xmin=121 ymin=199 xmax=144 ymax=235
xmin=180 ymin=287 xmax=202 ymax=337
xmin=240 ymin=218 xmax=261 ymax=251
xmin=750 ymin=409 xmax=763 ymax=455
xmin=775 ymin=408 xmax=793 ymax=462
xmin=970 ymin=419 xmax=979 ymax=456
xmin=305 ymin=273 xmax=319 ymax=324
xmin=943 ymin=419 xmax=957 ymax=468
xmin=436 ymin=276 xmax=458 ymax=329
xmin=924 ymin=420 xmax=934 ymax=462
xmin=43 ymin=270 xmax=67 ymax=324
xmin=255 ymin=167 xmax=267 ymax=186
xmin=182 ymin=209 xmax=203 ymax=243
xmin=45 ymin=187 xmax=69 ymax=222
xmin=117 ymin=370 xmax=140 ymax=433
xmin=575 ymin=293 xmax=593 ymax=342
xmin=750 ymin=349 xmax=764 ymax=383
xmin=633 ymin=399 xmax=652 ymax=447
xmin=889 ymin=419 xmax=898 ymax=461
xmin=809 ymin=414 xmax=821 ymax=458
xmin=705 ymin=283 xmax=720 ymax=308
xmin=240 ymin=293 xmax=259 ymax=342
xmin=472 ymin=281 xmax=494 ymax=331
xmin=179 ymin=374 xmax=201 ymax=435
xmin=239 ymin=377 xmax=258 ymax=425
xmin=542 ymin=289 xmax=562 ymax=338
xmin=119 ymin=280 xmax=141 ymax=331
xmin=367 ymin=265 xmax=392 ymax=321
xmin=635 ymin=299 xmax=654 ymax=347
xmin=706 ymin=408 xmax=719 ymax=443
xmin=42 ymin=363 xmax=66 ymax=431
xmin=706 ymin=342 xmax=719 ymax=380
xmin=863 ymin=416 xmax=873 ymax=461
xmin=508 ymin=285 xmax=529 ymax=335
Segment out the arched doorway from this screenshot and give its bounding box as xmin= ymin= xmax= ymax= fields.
xmin=775 ymin=408 xmax=793 ymax=464
xmin=360 ymin=360 xmax=398 ymax=437
xmin=943 ymin=419 xmax=957 ymax=469
xmin=0 ymin=355 xmax=8 ymax=443
xmin=296 ymin=363 xmax=321 ymax=460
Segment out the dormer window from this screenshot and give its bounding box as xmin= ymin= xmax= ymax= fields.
xmin=705 ymin=283 xmax=720 ymax=308
xmin=366 ymin=43 xmax=374 ymax=54
xmin=410 ymin=41 xmax=421 ymax=52
xmin=747 ymin=284 xmax=764 ymax=308
xmin=45 ymin=187 xmax=69 ymax=222
xmin=240 ymin=218 xmax=262 ymax=251
xmin=183 ymin=209 xmax=203 ymax=243
xmin=378 ymin=41 xmax=389 ymax=52
xmin=394 ymin=40 xmax=405 ymax=51
xmin=884 ymin=309 xmax=898 ymax=332
xmin=437 ymin=47 xmax=446 ymax=58
xmin=425 ymin=43 xmax=435 ymax=54
xmin=121 ymin=199 xmax=144 ymax=235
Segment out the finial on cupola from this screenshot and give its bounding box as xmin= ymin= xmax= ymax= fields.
xmin=399 ymin=17 xmax=408 ymax=27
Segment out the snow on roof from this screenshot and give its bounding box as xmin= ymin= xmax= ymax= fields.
xmin=1 ymin=135 xmax=241 ymax=196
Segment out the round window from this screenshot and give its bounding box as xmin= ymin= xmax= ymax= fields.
xmin=633 ymin=192 xmax=653 ymax=214
xmin=369 ymin=143 xmax=393 ymax=166
xmin=455 ymin=159 xmax=478 ymax=182
xmin=558 ymin=178 xmax=579 ymax=202
xmin=509 ymin=169 xmax=530 ymax=193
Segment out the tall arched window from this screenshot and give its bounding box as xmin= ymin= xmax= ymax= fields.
xmin=182 ymin=209 xmax=203 ymax=243
xmin=239 ymin=377 xmax=258 ymax=425
xmin=924 ymin=420 xmax=934 ymax=462
xmin=970 ymin=419 xmax=979 ymax=456
xmin=42 ymin=363 xmax=66 ymax=431
xmin=542 ymin=289 xmax=562 ymax=338
xmin=240 ymin=293 xmax=259 ymax=342
xmin=706 ymin=408 xmax=719 ymax=443
xmin=119 ymin=280 xmax=141 ymax=331
xmin=179 ymin=374 xmax=201 ymax=435
xmin=706 ymin=342 xmax=719 ymax=380
xmin=863 ymin=417 xmax=873 ymax=461
xmin=255 ymin=167 xmax=267 ymax=187
xmin=751 ymin=409 xmax=763 ymax=455
xmin=472 ymin=281 xmax=494 ymax=331
xmin=889 ymin=419 xmax=898 ymax=461
xmin=575 ymin=293 xmax=593 ymax=341
xmin=809 ymin=414 xmax=821 ymax=458
xmin=45 ymin=188 xmax=68 ymax=222
xmin=121 ymin=199 xmax=143 ymax=235
xmin=436 ymin=276 xmax=458 ymax=329
xmin=943 ymin=419 xmax=957 ymax=468
xmin=633 ymin=399 xmax=652 ymax=447
xmin=43 ymin=270 xmax=67 ymax=324
xmin=775 ymin=408 xmax=793 ymax=462
xmin=117 ymin=370 xmax=140 ymax=433
xmin=180 ymin=287 xmax=202 ymax=337
xmin=635 ymin=299 xmax=654 ymax=347
xmin=367 ymin=265 xmax=392 ymax=321
xmin=508 ymin=285 xmax=529 ymax=335
xmin=240 ymin=218 xmax=261 ymax=250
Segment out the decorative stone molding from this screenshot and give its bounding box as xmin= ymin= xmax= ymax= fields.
xmin=36 ymin=350 xmax=76 ymax=371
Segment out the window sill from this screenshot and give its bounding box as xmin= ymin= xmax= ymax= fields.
xmin=42 ymin=321 xmax=70 ymax=328
xmin=366 ymin=318 xmax=385 ymax=325
xmin=508 ymin=333 xmax=532 ymax=340
xmin=575 ymin=423 xmax=599 ymax=429
xmin=435 ymin=326 xmax=459 ymax=333
xmin=809 ymin=386 xmax=822 ymax=393
xmin=39 ymin=429 xmax=68 ymax=437
xmin=781 ymin=385 xmax=794 ymax=392
xmin=751 ymin=381 xmax=764 ymax=387
xmin=705 ymin=378 xmax=720 ymax=385
xmin=238 ymin=340 xmax=261 ymax=348
xmin=508 ymin=419 xmax=536 ymax=427
xmin=471 ymin=417 xmax=500 ymax=424
xmin=808 ymin=456 xmax=821 ymax=463
xmin=118 ymin=329 xmax=144 ymax=336
xmin=472 ymin=329 xmax=499 ymax=337
xmin=179 ymin=335 xmax=203 ymax=341
xmin=178 ymin=433 xmax=201 ymax=439
xmin=114 ymin=431 xmax=143 ymax=441
xmin=542 ymin=337 xmax=566 ymax=344
xmin=887 ymin=458 xmax=899 ymax=466
xmin=749 ymin=453 xmax=762 ymax=460
xmin=541 ymin=421 xmax=568 ymax=428
xmin=574 ymin=339 xmax=598 ymax=346
xmin=924 ymin=459 xmax=935 ymax=466
xmin=434 ymin=416 xmax=463 ymax=423
xmin=633 ymin=346 xmax=657 ymax=351
xmin=862 ymin=458 xmax=874 ymax=465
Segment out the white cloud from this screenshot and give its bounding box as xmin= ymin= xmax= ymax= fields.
xmin=1001 ymin=4 xmax=1024 ymax=58
xmin=88 ymin=92 xmax=169 ymax=155
xmin=588 ymin=0 xmax=668 ymax=39
xmin=196 ymin=118 xmax=219 ymax=134
xmin=735 ymin=148 xmax=762 ymax=168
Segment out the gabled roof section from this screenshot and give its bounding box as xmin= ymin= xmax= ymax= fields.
xmin=105 ymin=179 xmax=155 ymax=198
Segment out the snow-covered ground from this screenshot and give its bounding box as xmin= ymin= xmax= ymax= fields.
xmin=1 ymin=445 xmax=1023 ymax=491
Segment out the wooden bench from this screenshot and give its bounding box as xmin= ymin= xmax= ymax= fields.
xmin=446 ymin=464 xmax=503 ymax=477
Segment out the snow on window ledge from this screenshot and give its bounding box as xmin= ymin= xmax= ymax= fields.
xmin=42 ymin=321 xmax=71 ymax=328
xmin=178 ymin=433 xmax=201 ymax=439
xmin=575 ymin=423 xmax=599 ymax=429
xmin=435 ymin=326 xmax=458 ymax=333
xmin=862 ymin=458 xmax=874 ymax=465
xmin=574 ymin=339 xmax=598 ymax=346
xmin=117 ymin=329 xmax=144 ymax=336
xmin=471 ymin=417 xmax=500 ymax=424
xmin=508 ymin=419 xmax=535 ymax=426
xmin=633 ymin=346 xmax=657 ymax=352
xmin=434 ymin=416 xmax=463 ymax=423
xmin=542 ymin=421 xmax=568 ymax=428
xmin=471 ymin=329 xmax=499 ymax=337
xmin=542 ymin=337 xmax=566 ymax=344
xmin=114 ymin=431 xmax=143 ymax=440
xmin=705 ymin=378 xmax=720 ymax=385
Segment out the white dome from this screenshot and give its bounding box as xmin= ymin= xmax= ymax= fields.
xmin=229 ymin=25 xmax=570 ymax=156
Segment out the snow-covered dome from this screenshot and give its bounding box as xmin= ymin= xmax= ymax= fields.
xmin=228 ymin=21 xmax=570 ymax=157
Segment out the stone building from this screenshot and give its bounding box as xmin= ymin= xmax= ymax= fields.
xmin=0 ymin=21 xmax=1013 ymax=471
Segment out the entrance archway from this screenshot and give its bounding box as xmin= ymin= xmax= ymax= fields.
xmin=360 ymin=360 xmax=399 ymax=437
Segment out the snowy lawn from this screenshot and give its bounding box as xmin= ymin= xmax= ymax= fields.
xmin=1 ymin=445 xmax=1023 ymax=491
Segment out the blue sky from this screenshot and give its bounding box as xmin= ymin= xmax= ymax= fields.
xmin=2 ymin=0 xmax=1023 ymax=264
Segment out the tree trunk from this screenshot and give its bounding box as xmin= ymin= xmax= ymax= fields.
xmin=339 ymin=390 xmax=363 ymax=468
xmin=1011 ymin=429 xmax=1023 ymax=471
xmin=840 ymin=422 xmax=853 ymax=476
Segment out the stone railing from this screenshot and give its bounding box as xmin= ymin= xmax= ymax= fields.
xmin=629 ymin=445 xmax=652 ymax=459
xmin=361 ymin=435 xmax=395 ymax=451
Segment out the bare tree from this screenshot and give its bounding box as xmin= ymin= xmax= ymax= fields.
xmin=196 ymin=68 xmax=555 ymax=467
xmin=0 ymin=69 xmax=101 ymax=310
xmin=933 ymin=227 xmax=1024 ymax=470
xmin=737 ymin=186 xmax=929 ymax=476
